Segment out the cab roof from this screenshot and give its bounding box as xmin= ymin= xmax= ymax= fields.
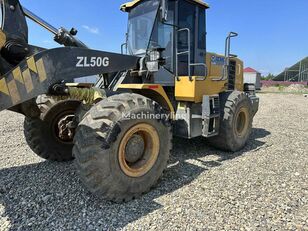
xmin=120 ymin=0 xmax=209 ymax=12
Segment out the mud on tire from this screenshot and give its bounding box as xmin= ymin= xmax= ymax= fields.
xmin=73 ymin=93 xmax=172 ymax=202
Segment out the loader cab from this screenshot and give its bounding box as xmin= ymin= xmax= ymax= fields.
xmin=121 ymin=0 xmax=209 ymax=84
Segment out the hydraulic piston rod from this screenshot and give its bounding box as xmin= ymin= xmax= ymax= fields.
xmin=22 ymin=6 xmax=87 ymax=48
xmin=22 ymin=6 xmax=58 ymax=35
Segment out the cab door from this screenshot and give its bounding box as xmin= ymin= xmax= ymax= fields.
xmin=177 ymin=0 xmax=206 ymax=76
xmin=177 ymin=0 xmax=196 ymax=76
xmin=195 ymin=6 xmax=206 ymax=75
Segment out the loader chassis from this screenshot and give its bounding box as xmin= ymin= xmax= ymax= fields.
xmin=0 ymin=0 xmax=259 ymax=202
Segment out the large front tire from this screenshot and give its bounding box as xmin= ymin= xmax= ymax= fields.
xmin=73 ymin=93 xmax=172 ymax=202
xmin=24 ymin=96 xmax=81 ymax=161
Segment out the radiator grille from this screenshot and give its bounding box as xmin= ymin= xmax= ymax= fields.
xmin=228 ymin=61 xmax=236 ymax=90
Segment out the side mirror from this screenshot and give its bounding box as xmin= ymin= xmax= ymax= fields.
xmin=160 ymin=0 xmax=168 ymax=22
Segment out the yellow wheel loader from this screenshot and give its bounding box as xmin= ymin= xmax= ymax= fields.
xmin=0 ymin=0 xmax=259 ymax=202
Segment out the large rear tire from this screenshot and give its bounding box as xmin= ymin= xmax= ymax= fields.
xmin=73 ymin=93 xmax=172 ymax=202
xmin=207 ymin=91 xmax=253 ymax=152
xmin=24 ymin=96 xmax=81 ymax=161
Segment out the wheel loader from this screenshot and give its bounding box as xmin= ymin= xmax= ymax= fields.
xmin=0 ymin=0 xmax=259 ymax=202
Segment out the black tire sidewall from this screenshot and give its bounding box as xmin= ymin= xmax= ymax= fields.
xmin=74 ymin=94 xmax=172 ymax=200
xmin=42 ymin=100 xmax=81 ymax=154
xmin=24 ymin=99 xmax=80 ymax=161
xmin=226 ymin=95 xmax=253 ymax=150
xmin=207 ymin=91 xmax=253 ymax=152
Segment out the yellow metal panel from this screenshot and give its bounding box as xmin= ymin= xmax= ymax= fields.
xmin=120 ymin=0 xmax=140 ymax=11
xmin=7 ymin=80 xmax=20 ymax=104
xmin=0 ymin=78 xmax=9 ymax=95
xmin=206 ymin=52 xmax=244 ymax=91
xmin=235 ymin=61 xmax=244 ymax=91
xmin=175 ymin=76 xmax=226 ymax=103
xmin=27 ymin=56 xmax=37 ymax=73
xmin=12 ymin=67 xmax=24 ymax=84
xmin=121 ymin=0 xmax=209 ymax=12
xmin=206 ymin=52 xmax=223 ymax=78
xmin=22 ymin=69 xmax=34 ymax=93
xmin=0 ymin=31 xmax=6 ymax=48
xmin=175 ymin=77 xmax=196 ymax=102
xmin=192 ymin=0 xmax=209 ymax=8
xmin=36 ymin=58 xmax=47 ymax=82
xmin=118 ymin=83 xmax=174 ymax=114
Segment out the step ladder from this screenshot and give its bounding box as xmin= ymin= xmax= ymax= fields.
xmin=202 ymin=95 xmax=220 ymax=137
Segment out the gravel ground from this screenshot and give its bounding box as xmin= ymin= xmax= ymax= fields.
xmin=0 ymin=93 xmax=307 ymax=230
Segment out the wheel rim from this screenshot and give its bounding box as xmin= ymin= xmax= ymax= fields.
xmin=51 ymin=111 xmax=75 ymax=144
xmin=118 ymin=123 xmax=160 ymax=178
xmin=234 ymin=107 xmax=249 ymax=137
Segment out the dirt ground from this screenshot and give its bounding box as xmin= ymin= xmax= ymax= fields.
xmin=0 ymin=93 xmax=307 ymax=230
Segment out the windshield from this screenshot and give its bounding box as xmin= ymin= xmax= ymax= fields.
xmin=127 ymin=0 xmax=160 ymax=55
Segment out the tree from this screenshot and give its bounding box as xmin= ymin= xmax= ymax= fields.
xmin=261 ymin=73 xmax=275 ymax=80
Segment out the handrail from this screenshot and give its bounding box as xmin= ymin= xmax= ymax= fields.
xmin=213 ymin=32 xmax=238 ymax=81
xmin=176 ymin=28 xmax=208 ymax=81
xmin=121 ymin=43 xmax=127 ymax=54
xmin=176 ymin=28 xmax=191 ymax=79
xmin=190 ymin=63 xmax=207 ymax=78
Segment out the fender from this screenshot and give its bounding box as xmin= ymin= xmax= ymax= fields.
xmin=0 ymin=47 xmax=139 ymax=112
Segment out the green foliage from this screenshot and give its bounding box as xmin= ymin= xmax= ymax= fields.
xmin=278 ymin=85 xmax=285 ymax=91
xmin=261 ymin=73 xmax=275 ymax=80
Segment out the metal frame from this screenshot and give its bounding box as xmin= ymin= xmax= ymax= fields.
xmin=212 ymin=32 xmax=238 ymax=82
xmin=175 ymin=28 xmax=207 ymax=81
xmin=274 ymin=57 xmax=308 ymax=82
xmin=175 ymin=0 xmax=208 ymax=81
xmin=283 ymin=61 xmax=308 ymax=82
xmin=0 ymin=47 xmax=139 ymax=112
xmin=121 ymin=43 xmax=127 ymax=54
xmin=223 ymin=32 xmax=238 ymax=80
xmin=176 ymin=28 xmax=191 ymax=78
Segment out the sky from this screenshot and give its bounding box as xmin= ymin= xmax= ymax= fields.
xmin=22 ymin=0 xmax=308 ymax=76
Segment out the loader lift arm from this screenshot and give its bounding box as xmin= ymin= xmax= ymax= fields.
xmin=0 ymin=0 xmax=140 ymax=116
xmin=0 ymin=48 xmax=139 ymax=113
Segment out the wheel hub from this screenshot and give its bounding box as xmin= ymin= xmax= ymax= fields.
xmin=125 ymin=134 xmax=145 ymax=163
xmin=118 ymin=123 xmax=160 ymax=178
xmin=235 ymin=107 xmax=249 ymax=137
xmin=57 ymin=115 xmax=75 ymax=141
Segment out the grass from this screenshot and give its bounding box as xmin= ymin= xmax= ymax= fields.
xmin=278 ymin=85 xmax=285 ymax=91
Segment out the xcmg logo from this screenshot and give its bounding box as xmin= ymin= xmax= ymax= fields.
xmin=211 ymin=56 xmax=225 ymax=66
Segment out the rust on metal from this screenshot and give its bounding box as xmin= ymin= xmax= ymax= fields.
xmin=118 ymin=123 xmax=160 ymax=178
